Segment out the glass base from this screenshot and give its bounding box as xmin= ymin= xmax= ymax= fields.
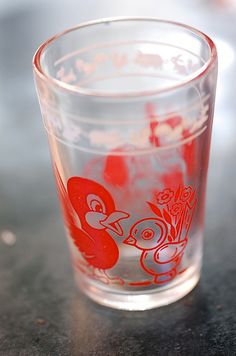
xmin=75 ymin=266 xmax=200 ymax=311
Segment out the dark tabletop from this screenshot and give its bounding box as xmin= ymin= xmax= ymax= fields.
xmin=0 ymin=1 xmax=236 ymax=355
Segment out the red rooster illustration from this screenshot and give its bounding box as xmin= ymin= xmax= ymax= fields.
xmin=54 ymin=165 xmax=129 ymax=284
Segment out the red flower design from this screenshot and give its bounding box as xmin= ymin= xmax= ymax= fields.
xmin=170 ymin=203 xmax=183 ymax=216
xmin=156 ymin=188 xmax=174 ymax=205
xmin=180 ymin=186 xmax=193 ymax=202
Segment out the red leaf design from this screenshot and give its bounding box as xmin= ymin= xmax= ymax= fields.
xmin=168 ymin=236 xmax=172 ymax=242
xmin=147 ymin=202 xmax=163 ymax=217
xmin=175 ymin=186 xmax=181 ymax=201
xmin=176 ymin=217 xmax=182 ymax=234
xmin=163 ymin=209 xmax=172 ymax=225
xmin=170 ymin=225 xmax=176 ymax=238
xmin=185 ymin=212 xmax=191 ymax=226
xmin=189 ymin=190 xmax=196 ymax=204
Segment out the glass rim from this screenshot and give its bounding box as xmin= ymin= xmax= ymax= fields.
xmin=33 ymin=16 xmax=217 ymax=98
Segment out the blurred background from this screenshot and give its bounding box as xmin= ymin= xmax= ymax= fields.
xmin=0 ymin=0 xmax=235 ymax=236
xmin=0 ymin=0 xmax=236 ymax=355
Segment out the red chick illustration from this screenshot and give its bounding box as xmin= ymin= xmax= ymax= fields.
xmin=124 ymin=218 xmax=187 ymax=284
xmin=54 ymin=166 xmax=129 ymax=281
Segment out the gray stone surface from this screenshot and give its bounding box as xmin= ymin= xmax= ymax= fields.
xmin=0 ymin=1 xmax=236 ymax=355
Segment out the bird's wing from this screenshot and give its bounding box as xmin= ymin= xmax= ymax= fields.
xmin=71 ymin=227 xmax=96 ymax=259
xmin=71 ymin=228 xmax=119 ymax=269
xmin=155 ymin=240 xmax=187 ymax=264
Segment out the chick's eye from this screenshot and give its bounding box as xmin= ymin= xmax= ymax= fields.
xmin=90 ymin=200 xmax=103 ymax=213
xmin=142 ymin=228 xmax=154 ymax=240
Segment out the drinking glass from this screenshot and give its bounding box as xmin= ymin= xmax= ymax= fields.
xmin=33 ymin=18 xmax=217 ymax=310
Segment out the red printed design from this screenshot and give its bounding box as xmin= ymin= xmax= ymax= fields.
xmin=54 ymin=166 xmax=129 ymax=284
xmin=55 ymin=164 xmax=196 ymax=286
xmin=145 ymin=102 xmax=197 ymax=181
xmin=124 ymin=186 xmax=197 ymax=284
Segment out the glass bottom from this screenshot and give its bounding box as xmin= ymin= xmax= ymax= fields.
xmin=74 ymin=265 xmax=200 ymax=311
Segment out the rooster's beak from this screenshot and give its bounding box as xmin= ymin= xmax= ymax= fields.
xmin=100 ymin=211 xmax=129 ymax=236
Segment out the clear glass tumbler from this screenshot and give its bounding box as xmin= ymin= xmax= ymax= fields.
xmin=33 ymin=18 xmax=217 ymax=310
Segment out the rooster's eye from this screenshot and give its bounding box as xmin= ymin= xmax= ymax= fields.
xmin=90 ymin=200 xmax=103 ymax=213
xmin=87 ymin=194 xmax=106 ymax=214
xmin=141 ymin=228 xmax=154 ymax=240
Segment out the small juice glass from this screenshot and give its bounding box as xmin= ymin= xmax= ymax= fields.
xmin=33 ymin=18 xmax=217 ymax=310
